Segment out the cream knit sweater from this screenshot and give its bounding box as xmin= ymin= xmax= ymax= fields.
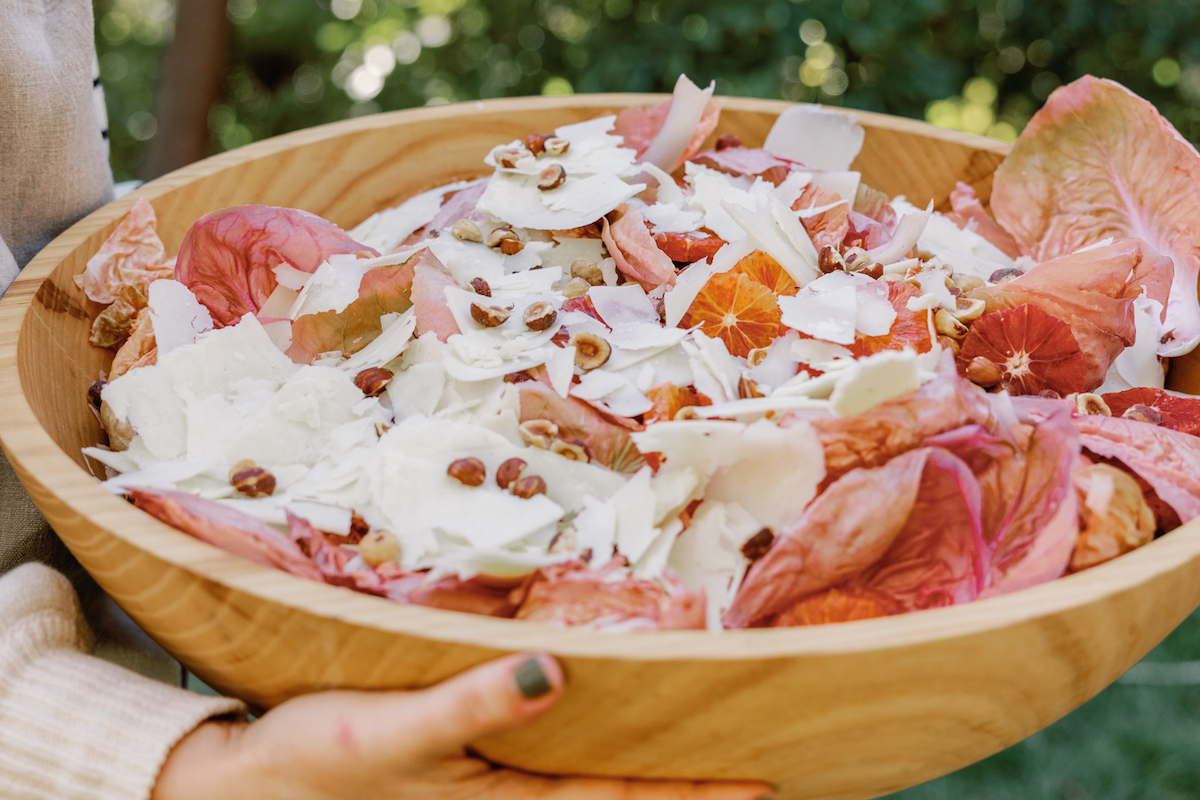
xmin=1 ymin=1 xmax=246 ymax=797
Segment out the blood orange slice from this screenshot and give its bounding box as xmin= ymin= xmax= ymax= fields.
xmin=1101 ymin=387 xmax=1200 ymax=436
xmin=681 ymin=270 xmax=782 ymax=358
xmin=731 ymin=250 xmax=798 ymax=296
xmin=653 ymin=229 xmax=726 ymax=264
xmin=849 ymin=281 xmax=932 ymax=358
xmin=644 ymin=383 xmax=712 ymax=423
xmin=958 ymin=303 xmax=1089 ymax=396
xmin=772 ymin=586 xmax=901 ymax=626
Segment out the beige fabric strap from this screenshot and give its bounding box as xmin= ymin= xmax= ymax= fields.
xmin=0 ymin=0 xmax=113 ymax=277
xmin=0 ymin=565 xmax=246 ymax=800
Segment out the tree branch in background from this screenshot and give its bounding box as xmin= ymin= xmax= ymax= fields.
xmin=141 ymin=0 xmax=231 ymax=180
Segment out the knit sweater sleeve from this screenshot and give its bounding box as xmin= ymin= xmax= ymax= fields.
xmin=0 ymin=564 xmax=245 ymax=800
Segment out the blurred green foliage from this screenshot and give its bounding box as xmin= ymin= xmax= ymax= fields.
xmin=95 ymin=0 xmax=1200 ymax=181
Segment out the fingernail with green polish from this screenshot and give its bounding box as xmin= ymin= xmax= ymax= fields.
xmin=514 ymin=656 xmax=552 ymax=699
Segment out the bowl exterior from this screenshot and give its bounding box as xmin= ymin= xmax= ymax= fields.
xmin=3 ymin=95 xmax=1199 ymax=800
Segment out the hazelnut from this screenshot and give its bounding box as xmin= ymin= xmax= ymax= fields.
xmin=674 ymin=406 xmax=702 ymax=420
xmin=359 ymin=529 xmax=402 ymax=567
xmin=543 ymin=136 xmax=570 ymax=156
xmin=519 ymin=419 xmax=559 ymax=449
xmin=965 ymin=357 xmax=1003 ymax=388
xmin=88 ymin=378 xmax=106 ymax=409
xmin=470 ymin=302 xmax=510 ymax=328
xmin=1073 ymin=393 xmax=1111 ymax=416
xmin=447 ymin=457 xmax=487 ymax=487
xmin=348 ymin=511 xmax=370 ymax=544
xmin=494 ymin=147 xmax=528 ymax=168
xmin=738 ymin=375 xmax=764 ymax=399
xmin=470 ymin=277 xmax=491 ymax=297
xmin=570 ymin=258 xmax=604 ymax=286
xmin=949 ymin=273 xmax=986 ymax=293
xmin=496 ymin=457 xmax=527 ymax=489
xmin=548 ymin=526 xmax=577 ymax=554
xmin=715 ymin=133 xmax=742 ymax=150
xmin=562 ymin=277 xmax=591 ymax=298
xmin=486 ymin=226 xmax=519 ymax=249
xmin=537 ymin=164 xmax=567 ymax=191
xmin=550 ymin=440 xmax=589 ymax=462
xmin=747 ymin=347 xmax=770 ymax=368
xmin=1123 ymin=403 xmax=1163 ymax=425
xmin=842 ymin=247 xmax=873 ymax=272
xmin=989 ymin=266 xmax=1023 ymax=284
xmin=374 ymin=422 xmax=392 ymax=438
xmin=569 ymin=331 xmax=612 ymax=370
xmin=951 ymin=297 xmax=987 ymax=322
xmin=499 ymin=237 xmax=525 ymax=256
xmin=934 ymin=308 xmax=968 ymax=339
xmin=523 ymin=300 xmax=558 ymax=331
xmin=936 ymin=334 xmax=961 ymax=358
xmin=524 ymin=133 xmax=549 ymax=155
xmin=451 ymin=219 xmax=483 ymax=243
xmin=354 ymin=366 xmax=394 ymax=398
xmin=512 ymin=474 xmax=548 ymax=499
xmin=818 ymin=244 xmax=846 ymax=274
xmin=229 ymin=460 xmax=276 ymax=498
xmin=740 ymin=528 xmax=775 ymax=561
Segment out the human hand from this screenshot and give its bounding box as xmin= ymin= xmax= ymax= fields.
xmin=152 ymin=652 xmax=773 ymax=800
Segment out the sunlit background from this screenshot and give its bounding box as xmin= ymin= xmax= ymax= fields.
xmin=95 ymin=0 xmax=1200 ymax=181
xmin=92 ymin=2 xmax=1200 ymax=797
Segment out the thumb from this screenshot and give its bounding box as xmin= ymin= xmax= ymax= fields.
xmin=403 ymin=652 xmax=564 ymax=759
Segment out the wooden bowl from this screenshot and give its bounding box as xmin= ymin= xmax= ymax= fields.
xmin=3 ymin=95 xmax=1200 ymax=800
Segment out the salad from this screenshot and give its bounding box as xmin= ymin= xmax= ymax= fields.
xmin=79 ymin=75 xmax=1200 ymax=632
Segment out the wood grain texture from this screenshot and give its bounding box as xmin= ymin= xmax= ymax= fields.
xmin=0 ymin=95 xmax=1194 ymax=800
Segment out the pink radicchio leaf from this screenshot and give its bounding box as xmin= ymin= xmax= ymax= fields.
xmin=1073 ymin=412 xmax=1200 ymax=525
xmin=946 ymin=182 xmax=1022 ymax=259
xmin=405 ymin=179 xmax=490 ymax=249
xmin=809 ymin=349 xmax=995 ymax=486
xmin=386 ymin=572 xmax=525 ymax=617
xmin=990 ymin=76 xmax=1200 ymax=357
xmin=286 ymin=253 xmax=416 ymax=364
xmin=601 ymin=206 xmax=677 ymax=291
xmin=517 ymin=381 xmax=646 ymax=474
xmin=690 ymin=147 xmax=807 ymax=184
xmin=970 ymin=238 xmax=1174 ymax=389
xmin=130 ymin=488 xmax=321 ymax=580
xmin=723 ymin=447 xmax=931 ymax=629
xmin=793 ymin=184 xmax=850 ymax=253
xmin=284 ymin=511 xmax=390 ymax=597
xmin=76 ymin=197 xmax=172 ymax=305
xmin=175 ymin=205 xmax=378 ymax=327
xmin=410 ymin=252 xmax=462 ymax=342
xmin=853 ymin=182 xmax=899 ymax=231
xmin=515 ymin=559 xmax=705 ymax=629
xmin=845 ymin=211 xmax=892 ymax=251
xmin=614 ymin=75 xmax=720 ymax=174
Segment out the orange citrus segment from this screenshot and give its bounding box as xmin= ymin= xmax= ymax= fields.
xmin=644 ymin=383 xmax=712 ymax=424
xmin=731 ymin=250 xmax=798 ymax=296
xmin=849 ymin=281 xmax=932 ymax=358
xmin=681 ymin=270 xmax=782 ymax=358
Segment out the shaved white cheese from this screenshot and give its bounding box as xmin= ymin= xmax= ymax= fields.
xmin=538 ymin=237 xmax=606 ymax=273
xmin=911 ymin=265 xmax=955 ymax=311
xmin=640 ymin=162 xmax=686 ymax=206
xmin=272 ymin=263 xmax=312 ymax=291
xmin=668 ymin=500 xmax=760 ymax=630
xmin=487 ymin=115 xmax=639 ymax=179
xmin=809 ymin=171 xmax=861 ymax=204
xmin=289 ymin=256 xmax=373 ymax=319
xmin=688 ymin=395 xmax=830 ymax=420
xmin=631 ymin=517 xmax=683 ymax=581
xmin=686 ymin=331 xmax=741 ymax=403
xmin=722 ymin=198 xmax=820 ymax=288
xmin=545 ymin=344 xmax=576 ymax=398
xmin=779 ymin=284 xmax=857 ymax=344
xmin=870 ymin=200 xmax=933 ymax=266
xmin=350 ymin=181 xmax=471 ymax=253
xmin=771 ymin=170 xmax=814 ymax=209
xmin=423 ymin=547 xmax=575 ymax=580
xmin=338 ymin=309 xmax=416 ymax=372
xmin=664 ymin=257 xmax=718 ymax=328
xmin=612 ymin=467 xmax=658 ymax=562
xmin=148 ymin=280 xmax=213 ymax=356
xmin=791 ymin=337 xmax=854 ymax=365
xmin=571 ymin=370 xmax=653 ymax=417
xmin=683 ymin=162 xmax=765 ymax=242
xmin=748 ymin=329 xmax=801 ymax=390
xmin=258 ymin=285 xmax=299 ymax=320
xmin=855 ymin=279 xmax=898 ymax=337
xmin=640 ymin=75 xmax=715 ymax=172
xmin=589 ymin=284 xmax=660 ymax=326
xmin=478 ymin=171 xmax=645 ymax=231
xmin=260 ymin=319 xmax=292 ymax=352
xmin=1099 ymin=293 xmax=1168 ymax=393
xmin=829 ymin=349 xmax=921 ymax=417
xmin=767 ymin=197 xmax=820 ymax=281
xmin=763 ymin=105 xmax=865 ymax=171
xmin=642 ymin=202 xmax=705 ymax=234
xmin=389 ymin=361 xmax=445 ymax=419
xmin=893 ymin=198 xmax=1014 ymax=279
xmin=573 ymin=495 xmax=617 ymax=561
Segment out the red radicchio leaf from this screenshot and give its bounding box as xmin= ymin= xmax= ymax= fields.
xmin=690 ymin=146 xmax=807 ymax=182
xmin=515 ymin=558 xmax=705 ymax=629
xmin=286 ymin=254 xmax=416 ymax=364
xmin=793 ymin=183 xmax=850 ymax=253
xmin=410 ymin=254 xmax=462 ymax=342
xmin=990 ymin=76 xmax=1200 ymax=356
xmin=969 ymin=239 xmax=1173 ymax=389
xmin=517 ymin=381 xmax=645 ymax=474
xmin=1072 ymin=412 xmax=1200 ymax=525
xmin=602 ymin=206 xmax=677 ymax=291
xmin=130 ymin=487 xmax=320 ymax=580
xmin=946 ymin=181 xmax=1021 ymax=259
xmin=175 ymin=205 xmax=378 ymax=327
xmin=76 ymin=197 xmax=172 ymax=305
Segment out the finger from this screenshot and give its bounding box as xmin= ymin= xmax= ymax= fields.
xmin=399 ymin=652 xmax=564 ymax=759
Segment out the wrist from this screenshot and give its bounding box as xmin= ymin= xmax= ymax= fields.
xmin=151 ymin=719 xmax=249 ymax=800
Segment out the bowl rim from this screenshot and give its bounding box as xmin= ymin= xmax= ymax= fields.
xmin=2 ymin=92 xmax=1197 ymax=661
